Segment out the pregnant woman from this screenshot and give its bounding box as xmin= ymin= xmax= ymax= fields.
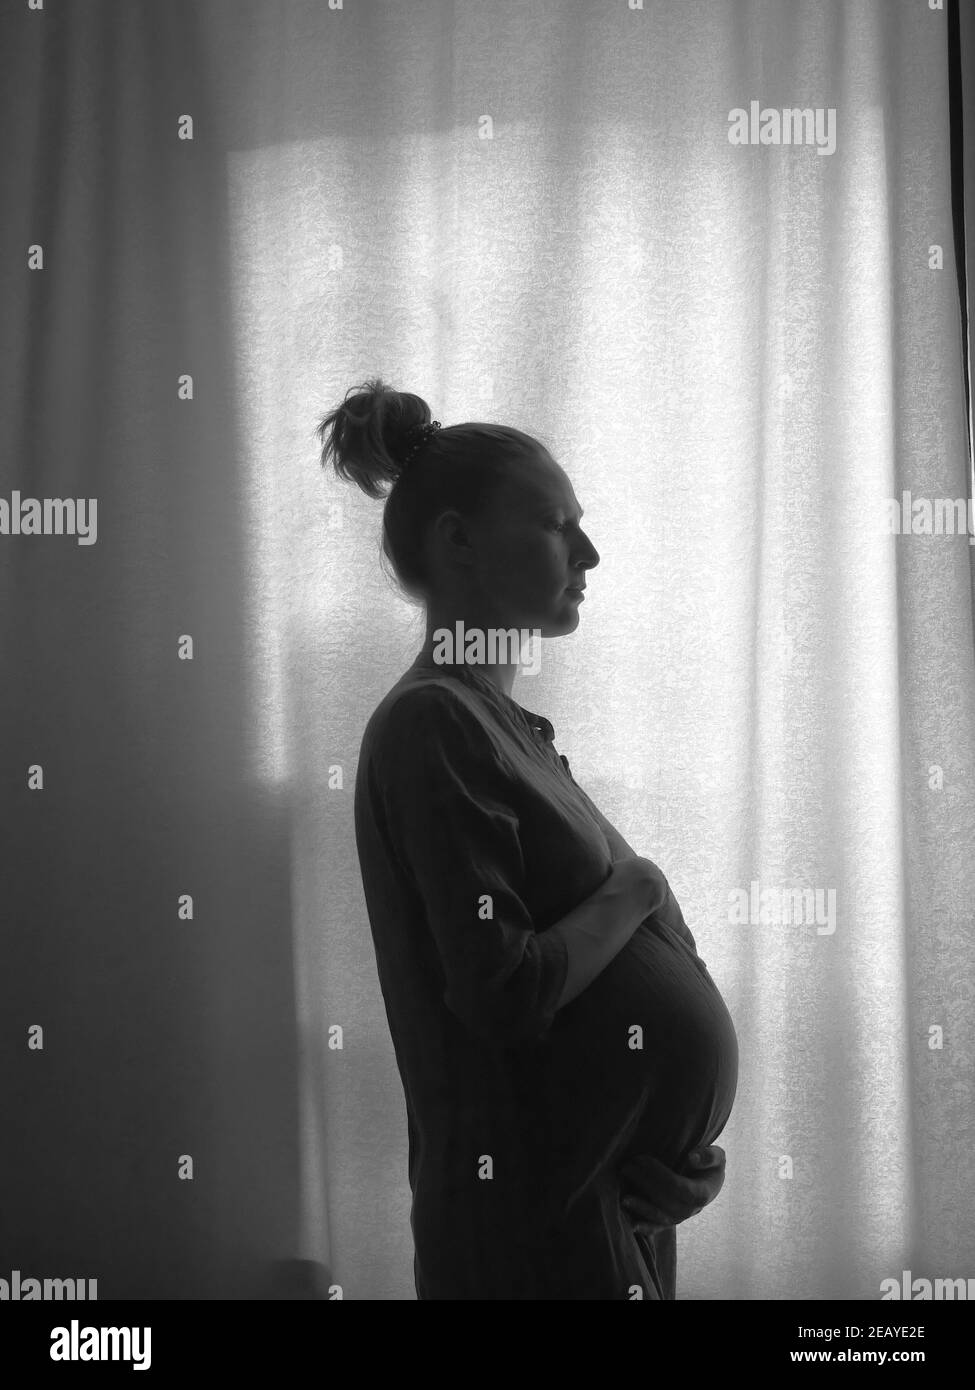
xmin=318 ymin=380 xmax=739 ymax=1299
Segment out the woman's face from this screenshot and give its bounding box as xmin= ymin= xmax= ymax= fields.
xmin=450 ymin=451 xmax=601 ymax=637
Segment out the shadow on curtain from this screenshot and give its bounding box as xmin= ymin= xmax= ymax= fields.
xmin=0 ymin=0 xmax=302 ymax=1300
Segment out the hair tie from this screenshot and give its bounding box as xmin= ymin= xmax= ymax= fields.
xmin=399 ymin=420 xmax=441 ymax=472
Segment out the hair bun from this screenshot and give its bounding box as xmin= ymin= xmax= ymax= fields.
xmin=317 ymin=378 xmax=433 ymax=498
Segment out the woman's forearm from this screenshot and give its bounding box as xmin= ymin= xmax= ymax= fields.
xmin=549 ymin=858 xmax=663 ymax=1009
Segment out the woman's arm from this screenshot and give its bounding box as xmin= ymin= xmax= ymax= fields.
xmin=570 ymin=778 xmax=701 ymax=954
xmin=375 ymin=687 xmax=682 ymax=1042
xmin=620 ymin=1146 xmax=727 ymax=1236
xmin=548 ymin=856 xmax=668 ymax=1010
xmin=377 ymin=689 xmax=674 ymax=1045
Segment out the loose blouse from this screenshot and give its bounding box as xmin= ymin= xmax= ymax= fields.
xmin=353 ymin=654 xmax=738 ymax=1299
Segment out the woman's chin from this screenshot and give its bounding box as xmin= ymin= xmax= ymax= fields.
xmin=538 ymin=606 xmax=582 ymax=637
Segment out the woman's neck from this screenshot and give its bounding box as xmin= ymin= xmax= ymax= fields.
xmin=418 ymin=606 xmax=520 ymax=699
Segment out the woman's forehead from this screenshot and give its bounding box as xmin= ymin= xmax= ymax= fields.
xmin=492 ymin=453 xmax=578 ymax=514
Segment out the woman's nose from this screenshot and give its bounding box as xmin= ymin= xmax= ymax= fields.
xmin=576 ymin=533 xmax=599 ymax=569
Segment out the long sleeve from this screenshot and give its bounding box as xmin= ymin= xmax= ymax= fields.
xmin=374 ymin=685 xmax=569 ymax=1047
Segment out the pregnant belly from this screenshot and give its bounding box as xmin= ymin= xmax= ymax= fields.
xmin=533 ymin=902 xmax=739 ymax=1212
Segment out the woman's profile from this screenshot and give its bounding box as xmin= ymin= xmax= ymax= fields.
xmin=317 ymin=379 xmax=739 ymax=1300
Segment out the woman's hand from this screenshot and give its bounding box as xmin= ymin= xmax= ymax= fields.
xmin=604 ymin=837 xmax=700 ymax=954
xmin=607 ymin=855 xmax=670 ymax=918
xmin=619 ymin=1145 xmax=727 ymax=1239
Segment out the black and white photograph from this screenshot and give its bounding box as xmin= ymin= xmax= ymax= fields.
xmin=2 ymin=0 xmax=974 ymax=1364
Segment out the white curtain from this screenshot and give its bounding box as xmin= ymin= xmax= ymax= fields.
xmin=3 ymin=0 xmax=973 ymax=1300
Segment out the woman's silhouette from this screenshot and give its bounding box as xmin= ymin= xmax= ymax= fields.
xmin=318 ymin=380 xmax=739 ymax=1299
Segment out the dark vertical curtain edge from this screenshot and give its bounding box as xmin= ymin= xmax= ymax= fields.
xmin=949 ymin=0 xmax=974 ymax=488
